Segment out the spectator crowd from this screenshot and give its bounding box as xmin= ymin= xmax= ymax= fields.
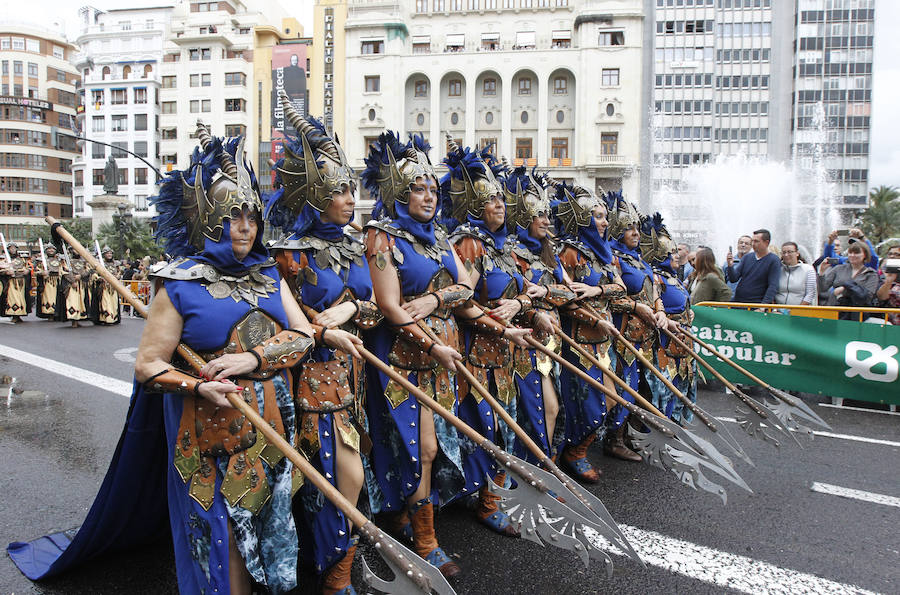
xmin=673 ymin=228 xmax=900 ymax=322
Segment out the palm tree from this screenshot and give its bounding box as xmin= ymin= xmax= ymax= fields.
xmin=860 ymin=185 xmax=900 ymax=245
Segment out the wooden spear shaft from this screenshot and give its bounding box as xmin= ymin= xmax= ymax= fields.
xmin=45 ymin=216 xmax=375 ymax=529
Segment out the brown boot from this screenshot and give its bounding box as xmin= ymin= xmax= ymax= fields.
xmin=562 ymin=434 xmax=601 ymax=483
xmin=476 ymin=472 xmax=519 ymax=537
xmin=409 ymin=496 xmax=460 ymax=578
xmin=605 ymin=424 xmax=642 ymax=462
xmin=384 ymin=508 xmax=412 ymax=542
xmin=321 ymin=535 xmax=358 ymax=595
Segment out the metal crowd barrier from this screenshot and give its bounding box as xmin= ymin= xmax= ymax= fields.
xmin=121 ymin=280 xmax=151 ymax=316
xmin=695 ymin=301 xmax=900 ymax=323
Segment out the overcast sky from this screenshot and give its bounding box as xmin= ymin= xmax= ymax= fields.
xmin=3 ymin=0 xmax=897 ymax=190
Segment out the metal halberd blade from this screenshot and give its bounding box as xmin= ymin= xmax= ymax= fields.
xmin=680 ymin=403 xmax=755 ymax=467
xmin=478 ymin=440 xmax=642 ymax=570
xmin=357 ymin=522 xmax=456 ymax=595
xmin=626 ymin=415 xmax=753 ymax=504
xmin=731 ymin=387 xmax=799 ymax=447
xmin=766 ymin=387 xmax=832 ymax=431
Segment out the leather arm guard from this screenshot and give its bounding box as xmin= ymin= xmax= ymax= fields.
xmin=561 ymin=306 xmax=607 ymax=328
xmin=389 ymin=321 xmax=436 ymax=355
xmin=513 ymin=293 xmax=533 ymax=315
xmin=609 ymin=296 xmax=638 ymax=313
xmin=354 ymin=299 xmax=384 ymax=329
xmin=250 ymin=329 xmax=315 ymax=373
xmin=144 ymin=368 xmax=205 ymax=396
xmin=459 ymin=312 xmax=506 ymax=337
xmin=430 ymin=284 xmax=474 ymax=309
xmin=542 ymin=284 xmax=578 ymax=307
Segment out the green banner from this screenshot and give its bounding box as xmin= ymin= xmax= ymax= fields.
xmin=691 ymin=306 xmax=900 ymax=405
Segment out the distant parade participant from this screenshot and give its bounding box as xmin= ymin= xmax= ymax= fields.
xmin=35 ymin=243 xmax=64 ymax=320
xmin=56 ymin=251 xmax=91 ymax=327
xmin=442 ymin=142 xmax=531 ymax=537
xmin=554 ymin=183 xmax=631 ymax=480
xmin=90 ymin=245 xmax=123 ymax=325
xmin=640 ymin=213 xmax=696 ymax=422
xmin=265 ymin=99 xmax=376 ymax=595
xmin=1 ymin=242 xmax=32 ymax=323
xmin=608 ymin=192 xmax=669 ymax=454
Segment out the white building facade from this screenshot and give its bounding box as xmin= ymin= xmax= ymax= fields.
xmin=73 ymin=5 xmax=173 ymax=219
xmin=341 ymin=0 xmax=645 ymax=218
xmin=158 ymin=0 xmax=291 ymax=173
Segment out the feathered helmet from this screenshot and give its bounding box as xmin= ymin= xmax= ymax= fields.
xmin=552 ymin=179 xmax=603 ymax=237
xmin=441 ymin=135 xmax=504 ymax=224
xmin=152 ymin=121 xmax=262 ymax=256
xmin=604 ymin=190 xmax=641 ymax=240
xmin=362 ymin=131 xmax=436 ymax=220
xmin=273 ymin=91 xmax=354 ymax=215
xmin=640 ymin=212 xmax=677 ymax=264
xmin=502 ymin=164 xmax=551 ymax=233
xmin=265 ymin=92 xmax=355 ymax=235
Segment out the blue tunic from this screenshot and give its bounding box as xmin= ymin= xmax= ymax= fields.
xmin=272 ymin=232 xmax=374 ymax=574
xmin=364 ymin=221 xmax=465 ymax=512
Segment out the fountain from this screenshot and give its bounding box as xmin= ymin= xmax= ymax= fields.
xmin=648 ymin=102 xmax=841 ymax=263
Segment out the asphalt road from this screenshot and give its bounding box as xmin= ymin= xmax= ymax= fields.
xmin=0 ymin=313 xmax=897 ymax=594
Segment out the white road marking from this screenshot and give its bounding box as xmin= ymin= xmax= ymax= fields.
xmin=717 ymin=417 xmax=900 ymax=448
xmin=113 ymin=347 xmax=139 ymax=364
xmin=819 ymin=403 xmax=900 ymax=416
xmin=811 ymin=482 xmax=900 ymax=509
xmin=585 ymin=525 xmax=877 ymax=595
xmin=0 ymin=344 xmax=132 ymax=397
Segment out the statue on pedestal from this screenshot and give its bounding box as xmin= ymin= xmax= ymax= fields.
xmin=102 ymin=155 xmax=118 ymax=195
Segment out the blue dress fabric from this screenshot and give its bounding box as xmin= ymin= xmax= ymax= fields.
xmin=271 ymin=226 xmax=374 ymax=575
xmin=557 ymin=238 xmax=617 ymax=441
xmin=450 ymin=221 xmax=524 ymax=494
xmin=164 ymin=260 xmax=299 ymax=594
xmin=610 ymin=239 xmax=659 ymax=427
xmin=7 ymin=259 xmax=300 ymax=595
xmin=363 ymin=218 xmax=465 ymax=513
xmin=647 ymin=258 xmax=697 ymax=423
xmin=510 ymin=232 xmax=566 ymax=461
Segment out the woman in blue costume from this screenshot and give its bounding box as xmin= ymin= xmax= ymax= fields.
xmin=7 ymin=127 xmax=355 ymax=594
xmin=639 ymin=213 xmax=696 ymax=422
xmin=554 ymin=183 xmax=636 ymax=480
xmin=606 ymin=192 xmax=670 ymax=455
xmin=361 ymin=132 xmax=525 ymax=577
xmin=502 ymin=167 xmax=577 ymax=465
xmin=442 ymin=142 xmax=532 ymax=537
xmin=264 ymin=97 xmax=378 ymax=595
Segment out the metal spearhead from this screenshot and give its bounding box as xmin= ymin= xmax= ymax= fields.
xmin=478 ymin=440 xmax=642 ymax=571
xmin=626 ymin=414 xmax=753 ymax=504
xmin=765 ymin=387 xmax=831 ymax=432
xmin=357 ymin=522 xmax=456 ymax=595
xmin=731 ymin=387 xmax=797 ymax=447
xmin=680 ymin=407 xmax=755 ymax=467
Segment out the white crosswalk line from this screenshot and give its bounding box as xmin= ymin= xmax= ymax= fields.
xmin=0 ymin=343 xmax=132 ymax=397
xmin=585 ymin=525 xmax=877 ymax=595
xmin=811 ymin=482 xmax=900 ymax=509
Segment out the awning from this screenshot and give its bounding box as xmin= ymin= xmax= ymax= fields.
xmin=412 ymin=35 xmax=430 ymax=44
xmin=446 ymin=33 xmax=465 ymax=46
xmin=516 ymin=31 xmax=536 ymax=45
xmin=552 ymin=30 xmax=571 ymax=39
xmin=481 ymin=32 xmax=499 ymax=41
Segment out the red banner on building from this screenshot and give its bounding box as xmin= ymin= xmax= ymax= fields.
xmin=271 ymin=44 xmax=308 ymax=163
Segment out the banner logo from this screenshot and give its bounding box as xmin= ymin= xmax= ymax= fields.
xmin=844 ymin=341 xmax=899 ymax=383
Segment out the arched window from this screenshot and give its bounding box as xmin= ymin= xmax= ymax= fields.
xmin=102 ymin=66 xmax=111 ymax=80
xmin=122 ymin=65 xmax=132 ymax=79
